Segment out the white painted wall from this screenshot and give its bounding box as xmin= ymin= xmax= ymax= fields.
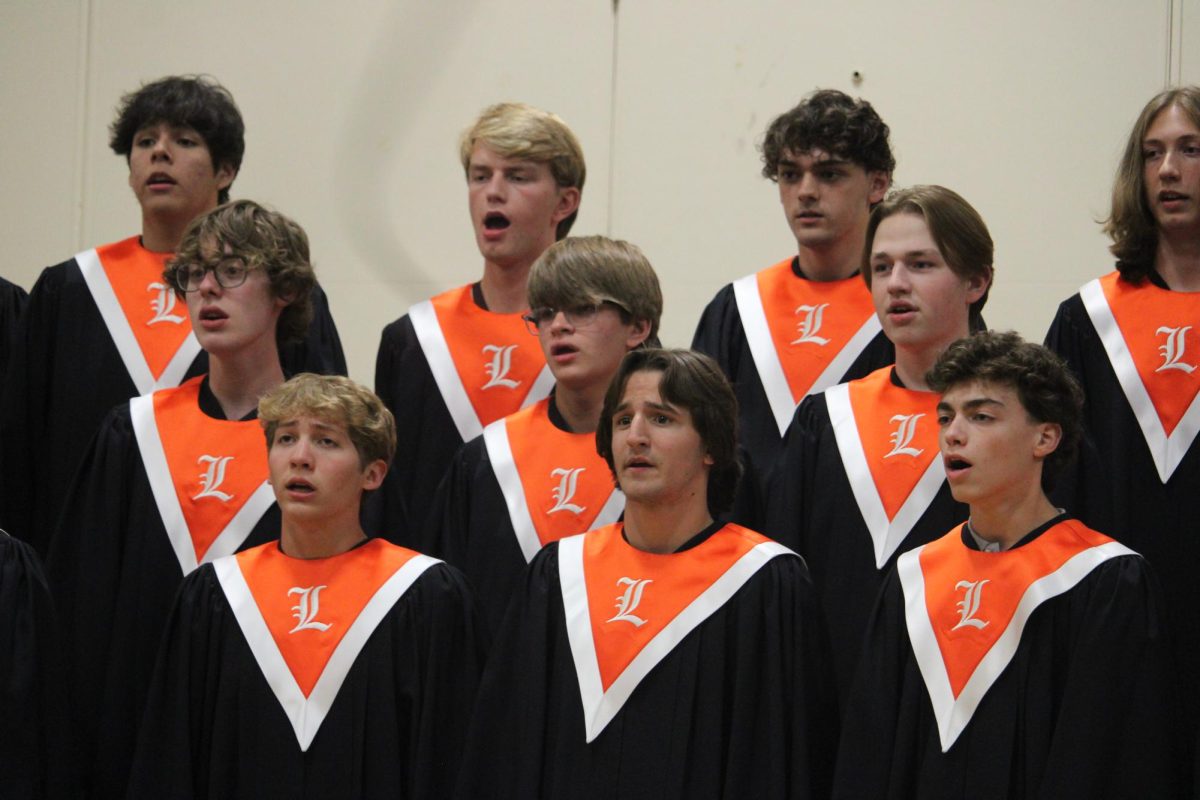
xmin=1 ymin=1 xmax=1192 ymax=383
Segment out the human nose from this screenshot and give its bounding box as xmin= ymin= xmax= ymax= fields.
xmin=886 ymin=263 xmax=911 ymax=293
xmin=941 ymin=417 xmax=965 ymax=448
xmin=547 ymin=309 xmax=574 ymax=333
xmin=196 ymin=267 xmax=222 ymax=295
xmin=1159 ymin=148 xmax=1181 ymax=181
xmin=290 ymin=438 xmax=314 ymax=467
xmin=626 ymin=415 xmax=650 ymax=445
xmin=795 ymin=172 xmax=819 ymax=200
xmin=150 ymin=133 xmax=171 ymax=161
xmin=485 ymin=172 xmax=506 ymax=201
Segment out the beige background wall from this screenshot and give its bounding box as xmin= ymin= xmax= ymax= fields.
xmin=1 ymin=1 xmax=1194 ymax=384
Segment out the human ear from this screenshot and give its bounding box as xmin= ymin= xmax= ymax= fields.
xmin=361 ymin=459 xmax=388 ymax=492
xmin=551 ymin=186 xmax=582 ymax=223
xmin=1032 ymin=422 xmax=1062 ymax=459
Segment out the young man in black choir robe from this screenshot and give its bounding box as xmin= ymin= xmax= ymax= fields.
xmin=0 ymin=75 xmax=345 ymax=554
xmin=129 ymin=374 xmax=484 ymax=799
xmin=0 ymin=530 xmax=76 ymax=799
xmin=766 ymin=185 xmax=991 ymax=703
xmin=48 ymin=201 xmax=318 ymax=799
xmin=373 ymin=102 xmax=585 ymax=536
xmin=692 ymin=89 xmax=896 ymax=474
xmin=834 ymin=331 xmax=1184 ymax=798
xmin=457 ymin=349 xmax=835 ymax=799
xmin=1044 ymin=87 xmax=1200 ymax=769
xmin=427 ymin=235 xmax=660 ymax=632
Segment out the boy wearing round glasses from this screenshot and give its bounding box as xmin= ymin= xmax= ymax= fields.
xmin=0 ymin=76 xmax=345 ymax=557
xmin=46 ymin=200 xmax=314 ymax=798
xmin=425 ymin=235 xmax=660 ymax=632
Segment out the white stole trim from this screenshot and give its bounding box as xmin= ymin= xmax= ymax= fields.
xmin=214 ymin=552 xmax=440 ymax=751
xmin=734 ymin=273 xmax=881 ymax=437
xmin=131 ymin=393 xmax=273 ymax=574
xmin=410 ymin=299 xmax=481 ymax=442
xmin=559 ymin=534 xmax=793 ymax=743
xmin=1080 ymin=279 xmax=1200 ymax=482
xmin=78 ymin=248 xmax=200 ymax=396
xmin=484 ymin=418 xmax=625 ymax=563
xmin=898 ymin=539 xmax=1135 ymax=752
xmin=826 ymin=383 xmax=946 ymax=568
xmin=524 ymin=364 xmax=556 ymax=410
xmin=409 ymin=298 xmax=553 ymax=443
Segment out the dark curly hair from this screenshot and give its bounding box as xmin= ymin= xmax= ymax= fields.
xmin=761 ymin=89 xmax=895 ymax=181
xmin=926 ymin=331 xmax=1083 ymax=491
xmin=109 ymin=75 xmax=245 ymax=205
xmin=166 ymin=200 xmax=315 ymax=346
xmin=596 ymin=349 xmax=742 ymax=516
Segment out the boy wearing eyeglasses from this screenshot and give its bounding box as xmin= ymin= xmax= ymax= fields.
xmin=423 ymin=235 xmax=659 ymax=632
xmin=372 ymin=103 xmax=585 ymax=539
xmin=46 ymin=200 xmax=315 ymax=799
xmin=0 ymin=76 xmax=345 ymax=557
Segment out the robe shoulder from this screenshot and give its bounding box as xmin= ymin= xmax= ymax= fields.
xmin=372 ymin=312 xmax=461 ymax=542
xmin=424 ymin=434 xmax=529 ymax=634
xmin=0 ymin=274 xmax=28 ymax=387
xmin=274 ymin=281 xmax=347 ymax=377
xmin=0 ymin=532 xmax=79 ymax=799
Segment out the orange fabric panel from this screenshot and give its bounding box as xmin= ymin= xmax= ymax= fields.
xmin=238 ymin=539 xmax=419 ymax=697
xmin=430 ymin=285 xmax=546 ymax=427
xmin=96 ymin=237 xmax=191 ymax=379
xmin=506 ymin=400 xmax=616 ymax=545
xmin=1100 ymin=272 xmax=1200 ymax=435
xmin=849 ymin=369 xmax=940 ymax=520
xmin=154 ymin=378 xmax=270 ymax=561
xmin=920 ymin=520 xmax=1113 ymax=698
xmin=756 ymin=259 xmax=877 ymax=402
xmin=583 ymin=524 xmax=767 ymax=691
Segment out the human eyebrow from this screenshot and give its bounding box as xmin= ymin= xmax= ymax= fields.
xmin=643 ymin=401 xmax=680 ymax=415
xmin=961 ymin=397 xmax=1005 ymax=412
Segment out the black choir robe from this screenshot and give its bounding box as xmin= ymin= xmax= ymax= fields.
xmin=0 ymin=251 xmax=345 ymax=553
xmin=425 ymin=395 xmax=624 ymax=634
xmin=691 ymin=258 xmax=894 ymax=475
xmin=764 ymin=369 xmax=968 ymax=704
xmin=371 ymin=282 xmax=551 ymax=540
xmin=456 ymin=521 xmax=836 ymax=799
xmin=1045 ymin=272 xmax=1200 ymax=748
xmin=47 ymin=378 xmax=280 ymax=800
xmin=0 ymin=274 xmax=28 ymax=387
xmin=127 ymin=543 xmax=485 ymax=799
xmin=0 ymin=531 xmax=77 ymax=800
xmin=834 ymin=518 xmax=1185 ymax=799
